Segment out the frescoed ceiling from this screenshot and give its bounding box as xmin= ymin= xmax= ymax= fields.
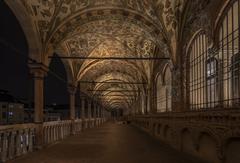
xmin=5 ymin=0 xmax=195 ymax=110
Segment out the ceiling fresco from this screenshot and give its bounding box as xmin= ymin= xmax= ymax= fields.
xmin=6 ymin=0 xmax=196 ymax=110
xmin=19 ymin=0 xmax=161 ymax=44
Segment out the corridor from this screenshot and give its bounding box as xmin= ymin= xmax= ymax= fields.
xmin=1 ymin=1 xmax=240 ymax=163
xmin=9 ymin=123 xmax=204 ymax=163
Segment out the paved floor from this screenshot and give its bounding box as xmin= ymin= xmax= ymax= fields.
xmin=9 ymin=123 xmax=205 ymax=163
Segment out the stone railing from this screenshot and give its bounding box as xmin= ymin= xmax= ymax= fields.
xmin=0 ymin=123 xmax=36 ymax=162
xmin=0 ymin=118 xmax=106 ymax=162
xmin=131 ymin=110 xmax=240 ymax=163
xmin=43 ymin=120 xmax=72 ymax=145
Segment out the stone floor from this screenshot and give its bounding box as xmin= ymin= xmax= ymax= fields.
xmin=9 ymin=123 xmax=206 ymax=163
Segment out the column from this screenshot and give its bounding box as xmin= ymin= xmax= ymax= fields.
xmin=68 ymin=85 xmax=76 ymax=120
xmin=93 ymin=103 xmax=97 ymax=118
xmin=94 ymin=103 xmax=98 ymax=127
xmin=88 ymin=100 xmax=92 ymax=119
xmin=29 ymin=63 xmax=48 ymax=149
xmin=99 ymin=107 xmax=102 ymax=118
xmin=147 ymin=86 xmax=153 ymax=114
xmin=87 ymin=100 xmax=92 ymax=128
xmin=172 ymin=67 xmax=183 ymax=111
xmin=80 ymin=97 xmax=85 ymax=119
xmin=81 ymin=97 xmax=86 ymax=130
xmin=96 ymin=106 xmax=99 ymax=126
xmin=101 ymin=108 xmax=104 ymax=118
xmin=68 ymin=85 xmax=77 ymax=134
xmin=97 ymin=106 xmax=100 ymax=118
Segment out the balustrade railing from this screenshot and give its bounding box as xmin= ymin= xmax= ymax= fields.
xmin=43 ymin=120 xmax=72 ymax=145
xmin=134 ymin=109 xmax=240 ymax=125
xmin=0 ymin=124 xmax=36 ymax=162
xmin=0 ymin=118 xmax=106 ymax=162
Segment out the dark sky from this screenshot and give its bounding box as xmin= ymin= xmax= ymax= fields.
xmin=0 ymin=1 xmax=69 ymax=105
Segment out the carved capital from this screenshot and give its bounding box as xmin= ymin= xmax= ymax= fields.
xmin=68 ymin=85 xmax=77 ymax=95
xmin=29 ymin=63 xmax=48 ymax=79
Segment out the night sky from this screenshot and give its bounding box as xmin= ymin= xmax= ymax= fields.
xmin=0 ymin=1 xmax=69 ymax=105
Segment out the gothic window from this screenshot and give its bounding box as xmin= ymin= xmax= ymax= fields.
xmin=189 ymin=32 xmax=208 ymax=110
xmin=157 ymin=65 xmax=172 ymax=112
xmin=231 ymin=53 xmax=240 ymax=106
xmin=206 ymin=57 xmax=219 ymax=107
xmin=218 ymin=0 xmax=239 ymax=107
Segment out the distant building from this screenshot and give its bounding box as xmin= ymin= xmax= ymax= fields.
xmin=47 ymin=104 xmax=70 ymax=120
xmin=0 ymin=90 xmax=24 ymax=125
xmin=23 ymin=103 xmax=34 ymax=123
xmin=23 ymin=103 xmax=62 ymax=122
xmin=0 ymin=89 xmax=72 ymax=124
xmin=44 ymin=105 xmax=62 ymax=121
xmin=44 ymin=104 xmax=80 ymax=121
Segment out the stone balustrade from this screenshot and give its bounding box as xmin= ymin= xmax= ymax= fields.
xmin=0 ymin=123 xmax=36 ymax=162
xmin=0 ymin=118 xmax=106 ymax=162
xmin=131 ymin=110 xmax=240 ymax=163
xmin=43 ymin=120 xmax=72 ymax=145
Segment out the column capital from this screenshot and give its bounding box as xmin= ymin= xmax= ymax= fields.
xmin=68 ymin=85 xmax=77 ymax=95
xmin=29 ymin=63 xmax=48 ymax=78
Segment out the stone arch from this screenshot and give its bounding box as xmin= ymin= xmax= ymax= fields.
xmin=156 ymin=64 xmax=172 ymax=112
xmin=224 ymin=138 xmax=240 ymax=163
xmin=197 ymin=132 xmax=220 ymax=163
xmin=152 ymin=123 xmax=157 ymax=135
xmin=157 ymin=124 xmax=161 ymax=136
xmin=186 ymin=29 xmax=208 ymax=57
xmin=180 ymin=128 xmax=197 ymax=156
xmin=163 ymin=125 xmax=171 ymax=142
xmin=213 ymin=0 xmax=236 ymax=45
xmin=54 ymin=47 xmax=80 ymax=85
xmin=5 ymin=0 xmax=43 ymax=63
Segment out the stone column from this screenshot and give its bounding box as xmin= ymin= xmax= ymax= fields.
xmin=86 ymin=100 xmax=91 ymax=128
xmin=81 ymin=97 xmax=87 ymax=130
xmin=68 ymin=85 xmax=77 ymax=135
xmin=99 ymin=107 xmax=102 ymax=118
xmin=88 ymin=100 xmax=92 ymax=119
xmin=68 ymin=85 xmax=76 ymax=120
xmin=147 ymin=83 xmax=157 ymax=114
xmin=94 ymin=103 xmax=98 ymax=127
xmin=97 ymin=106 xmax=100 ymax=118
xmin=147 ymin=86 xmax=152 ymax=114
xmin=80 ymin=97 xmax=85 ymax=119
xmin=101 ymin=108 xmax=104 ymax=118
xmin=172 ymin=67 xmax=183 ymax=111
xmin=29 ymin=63 xmax=48 ymax=149
xmin=93 ymin=103 xmax=97 ymax=118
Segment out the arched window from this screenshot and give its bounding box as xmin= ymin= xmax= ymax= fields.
xmin=218 ymin=0 xmax=239 ymax=107
xmin=157 ymin=65 xmax=172 ymax=112
xmin=189 ymin=31 xmax=209 ymax=110
xmin=188 ymin=0 xmax=240 ymax=110
xmin=141 ymin=92 xmax=146 ymax=114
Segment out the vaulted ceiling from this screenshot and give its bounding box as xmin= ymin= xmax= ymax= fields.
xmin=5 ymin=0 xmax=205 ymax=110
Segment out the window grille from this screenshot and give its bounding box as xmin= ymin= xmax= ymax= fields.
xmin=188 ymin=0 xmax=240 ymax=109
